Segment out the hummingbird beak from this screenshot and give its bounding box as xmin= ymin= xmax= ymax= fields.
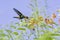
xmin=24 ymin=16 xmax=29 ymax=19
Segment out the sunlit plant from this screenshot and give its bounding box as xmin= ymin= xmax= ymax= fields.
xmin=0 ymin=0 xmax=60 ymax=40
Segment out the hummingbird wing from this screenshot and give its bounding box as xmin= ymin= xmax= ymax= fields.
xmin=13 ymin=8 xmax=24 ymax=16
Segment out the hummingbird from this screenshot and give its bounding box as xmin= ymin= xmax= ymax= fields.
xmin=13 ymin=8 xmax=28 ymax=19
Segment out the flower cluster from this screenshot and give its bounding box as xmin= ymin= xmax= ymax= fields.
xmin=26 ymin=13 xmax=57 ymax=29
xmin=45 ymin=13 xmax=56 ymax=25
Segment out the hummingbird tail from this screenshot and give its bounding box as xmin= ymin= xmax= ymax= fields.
xmin=13 ymin=17 xmax=19 ymax=18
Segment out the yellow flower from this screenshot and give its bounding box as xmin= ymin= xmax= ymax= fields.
xmin=49 ymin=19 xmax=54 ymax=24
xmin=28 ymin=18 xmax=38 ymax=29
xmin=29 ymin=18 xmax=35 ymax=23
xmin=38 ymin=16 xmax=43 ymax=21
xmin=28 ymin=18 xmax=35 ymax=28
xmin=29 ymin=18 xmax=38 ymax=24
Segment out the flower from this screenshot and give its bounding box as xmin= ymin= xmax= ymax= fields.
xmin=52 ymin=13 xmax=56 ymax=19
xmin=45 ymin=18 xmax=49 ymax=24
xmin=29 ymin=18 xmax=36 ymax=24
xmin=45 ymin=18 xmax=54 ymax=25
xmin=28 ymin=18 xmax=38 ymax=29
xmin=38 ymin=16 xmax=44 ymax=21
xmin=49 ymin=19 xmax=54 ymax=24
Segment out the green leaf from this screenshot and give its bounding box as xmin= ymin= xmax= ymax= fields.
xmin=37 ymin=36 xmax=53 ymax=40
xmin=17 ymin=28 xmax=26 ymax=30
xmin=40 ymin=22 xmax=47 ymax=27
xmin=51 ymin=33 xmax=60 ymax=36
xmin=13 ymin=32 xmax=18 ymax=35
xmin=47 ymin=25 xmax=52 ymax=28
xmin=0 ymin=33 xmax=7 ymax=37
xmin=15 ymin=22 xmax=20 ymax=26
xmin=0 ymin=30 xmax=3 ymax=33
xmin=0 ymin=38 xmax=4 ymax=40
xmin=6 ymin=30 xmax=12 ymax=33
xmin=10 ymin=25 xmax=16 ymax=29
xmin=37 ymin=33 xmax=54 ymax=40
xmin=57 ymin=9 xmax=60 ymax=12
xmin=53 ymin=22 xmax=58 ymax=26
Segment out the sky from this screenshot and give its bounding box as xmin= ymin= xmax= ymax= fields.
xmin=0 ymin=0 xmax=60 ymax=26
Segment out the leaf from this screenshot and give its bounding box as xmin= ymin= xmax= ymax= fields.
xmin=10 ymin=25 xmax=16 ymax=29
xmin=0 ymin=33 xmax=7 ymax=37
xmin=37 ymin=33 xmax=54 ymax=40
xmin=57 ymin=9 xmax=60 ymax=12
xmin=38 ymin=36 xmax=53 ymax=40
xmin=0 ymin=38 xmax=4 ymax=40
xmin=53 ymin=22 xmax=58 ymax=26
xmin=0 ymin=29 xmax=3 ymax=33
xmin=40 ymin=22 xmax=47 ymax=27
xmin=13 ymin=32 xmax=18 ymax=35
xmin=47 ymin=25 xmax=52 ymax=28
xmin=51 ymin=33 xmax=60 ymax=36
xmin=6 ymin=30 xmax=12 ymax=33
xmin=17 ymin=28 xmax=26 ymax=30
xmin=20 ymin=21 xmax=27 ymax=26
xmin=15 ymin=22 xmax=20 ymax=26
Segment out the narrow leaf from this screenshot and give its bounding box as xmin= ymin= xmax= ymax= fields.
xmin=17 ymin=28 xmax=26 ymax=30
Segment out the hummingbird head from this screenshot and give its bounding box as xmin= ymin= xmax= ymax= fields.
xmin=24 ymin=16 xmax=29 ymax=19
